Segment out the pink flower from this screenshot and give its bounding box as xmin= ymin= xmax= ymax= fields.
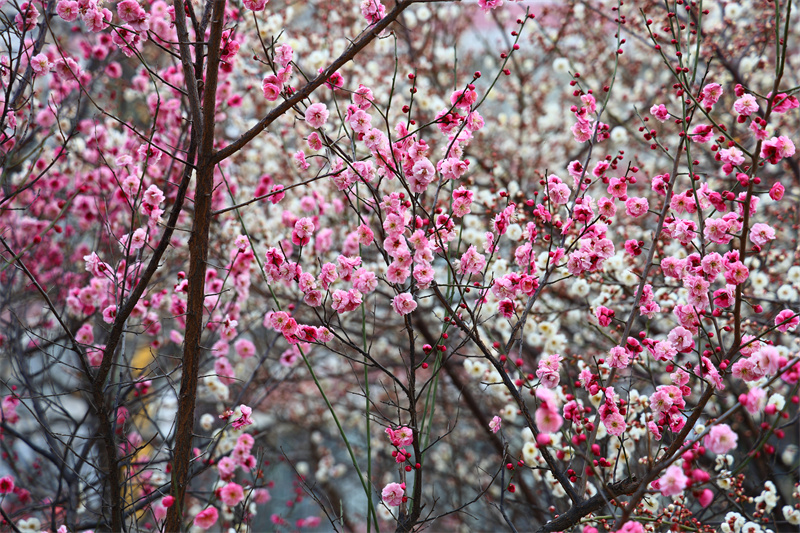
xmin=769 ymin=182 xmax=785 ymax=201
xmin=607 ymin=346 xmax=630 ymax=369
xmin=478 ymin=0 xmax=503 ymax=12
xmin=775 ymin=309 xmax=799 ymax=332
xmin=700 ymin=83 xmax=723 ymax=107
xmin=650 ymin=104 xmax=669 ymax=122
xmin=381 ymin=482 xmax=405 ymax=507
xmin=760 ymin=135 xmax=795 ymax=164
xmin=305 ymin=103 xmax=329 ymax=129
xmin=698 ymin=488 xmax=714 ymax=508
xmin=242 ymin=0 xmax=268 ymax=10
xmin=603 ymin=412 xmax=626 ymax=437
xmin=615 ymin=521 xmax=645 ymax=533
xmin=385 ymin=426 xmax=414 ymax=447
xmin=703 ymin=423 xmax=738 ymax=454
xmin=392 ymin=292 xmax=417 ymax=316
xmin=217 ymin=456 xmax=237 ymax=479
xmin=231 ymin=405 xmax=253 ymax=430
xmin=733 ymin=94 xmax=759 ymax=116
xmin=690 ymin=124 xmax=714 ymax=143
xmin=749 ymin=223 xmax=776 ymax=246
xmin=220 ymin=482 xmax=245 ymax=506
xmin=361 ymin=0 xmax=386 ymax=23
xmin=0 ymin=475 xmax=14 ymax=494
xmin=30 ymin=53 xmax=51 ymax=76
xmin=56 ymin=0 xmax=79 ymax=21
xmin=489 ymin=416 xmax=502 ymax=433
xmin=193 ymin=507 xmax=219 ymax=529
xmin=656 ymin=464 xmax=688 ymax=497
xmin=625 ymin=197 xmax=649 ymax=218
xmin=262 ymin=81 xmax=281 ymax=101
xmin=233 ymin=339 xmax=256 ymax=359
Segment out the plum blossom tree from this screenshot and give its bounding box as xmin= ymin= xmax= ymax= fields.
xmin=1 ymin=0 xmax=800 ymax=532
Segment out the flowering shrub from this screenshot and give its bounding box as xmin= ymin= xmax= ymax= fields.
xmin=1 ymin=0 xmax=799 ymax=532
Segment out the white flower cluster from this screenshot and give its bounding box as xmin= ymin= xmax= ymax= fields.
xmin=782 ymin=505 xmax=800 ymax=526
xmin=753 ymin=480 xmax=779 ymax=514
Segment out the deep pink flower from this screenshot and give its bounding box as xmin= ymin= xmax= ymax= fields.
xmin=0 ymin=476 xmax=14 ymax=494
xmin=193 ymin=507 xmax=219 ymax=529
xmin=220 ymin=482 xmax=245 ymax=506
xmin=775 ymin=309 xmax=799 ymax=332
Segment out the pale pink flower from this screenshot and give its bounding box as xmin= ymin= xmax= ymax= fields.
xmin=749 ymin=223 xmax=776 ymax=246
xmin=704 ymin=423 xmax=738 ymax=454
xmin=489 ymin=416 xmax=502 ymax=433
xmin=56 ymin=0 xmax=79 ymax=21
xmin=305 ymin=103 xmax=329 ymax=129
xmin=386 ymin=426 xmax=414 ymax=447
xmin=381 ymin=482 xmax=405 ymax=507
xmin=231 ymin=405 xmax=253 ymax=429
xmin=392 ymin=293 xmax=417 ymax=316
xmin=656 ymin=464 xmax=688 ymax=497
xmin=234 ymin=339 xmax=256 ymax=358
xmin=603 ymin=412 xmax=626 ymax=437
xmin=30 ymin=53 xmax=51 ymax=76
xmin=733 ymin=93 xmax=759 ymax=116
xmin=607 ymin=346 xmax=630 ymax=369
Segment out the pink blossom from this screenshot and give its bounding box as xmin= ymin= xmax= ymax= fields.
xmin=392 ymin=292 xmax=417 ymax=315
xmin=381 ymin=482 xmax=405 ymax=507
xmin=690 ymin=124 xmax=714 ymax=143
xmin=704 ymin=423 xmax=738 ymax=454
xmin=242 ymin=0 xmax=268 ymax=10
xmin=262 ymin=80 xmax=281 ymax=101
xmin=749 ymin=223 xmax=776 ymax=246
xmin=193 ymin=507 xmax=219 ymax=529
xmin=656 ymin=464 xmax=688 ymax=497
xmin=220 ymin=482 xmax=245 ymax=506
xmin=56 ymin=0 xmax=79 ymax=21
xmin=607 ymin=346 xmax=630 ymax=369
xmin=478 ymin=0 xmax=503 ymax=12
xmin=305 ymin=103 xmax=329 ymax=129
xmin=625 ymin=197 xmax=649 ymax=218
xmin=30 ymin=53 xmax=51 ymax=76
xmin=361 ymin=0 xmax=386 ymax=23
xmin=700 ymin=83 xmax=723 ymax=107
xmin=231 ymin=405 xmax=253 ymax=430
xmin=0 ymin=475 xmax=14 ymax=494
xmin=769 ymin=182 xmax=785 ymax=201
xmin=603 ymin=412 xmax=626 ymax=437
xmin=760 ymin=135 xmax=795 ymax=164
xmin=650 ymin=104 xmax=669 ymax=122
xmin=775 ymin=309 xmax=799 ymax=332
xmin=217 ymin=456 xmax=237 ymax=479
xmin=386 ymin=426 xmax=414 ymax=446
xmin=733 ymin=93 xmax=759 ymax=116
xmin=234 ymin=339 xmax=256 ymax=358
xmin=489 ymin=416 xmax=502 ymax=433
